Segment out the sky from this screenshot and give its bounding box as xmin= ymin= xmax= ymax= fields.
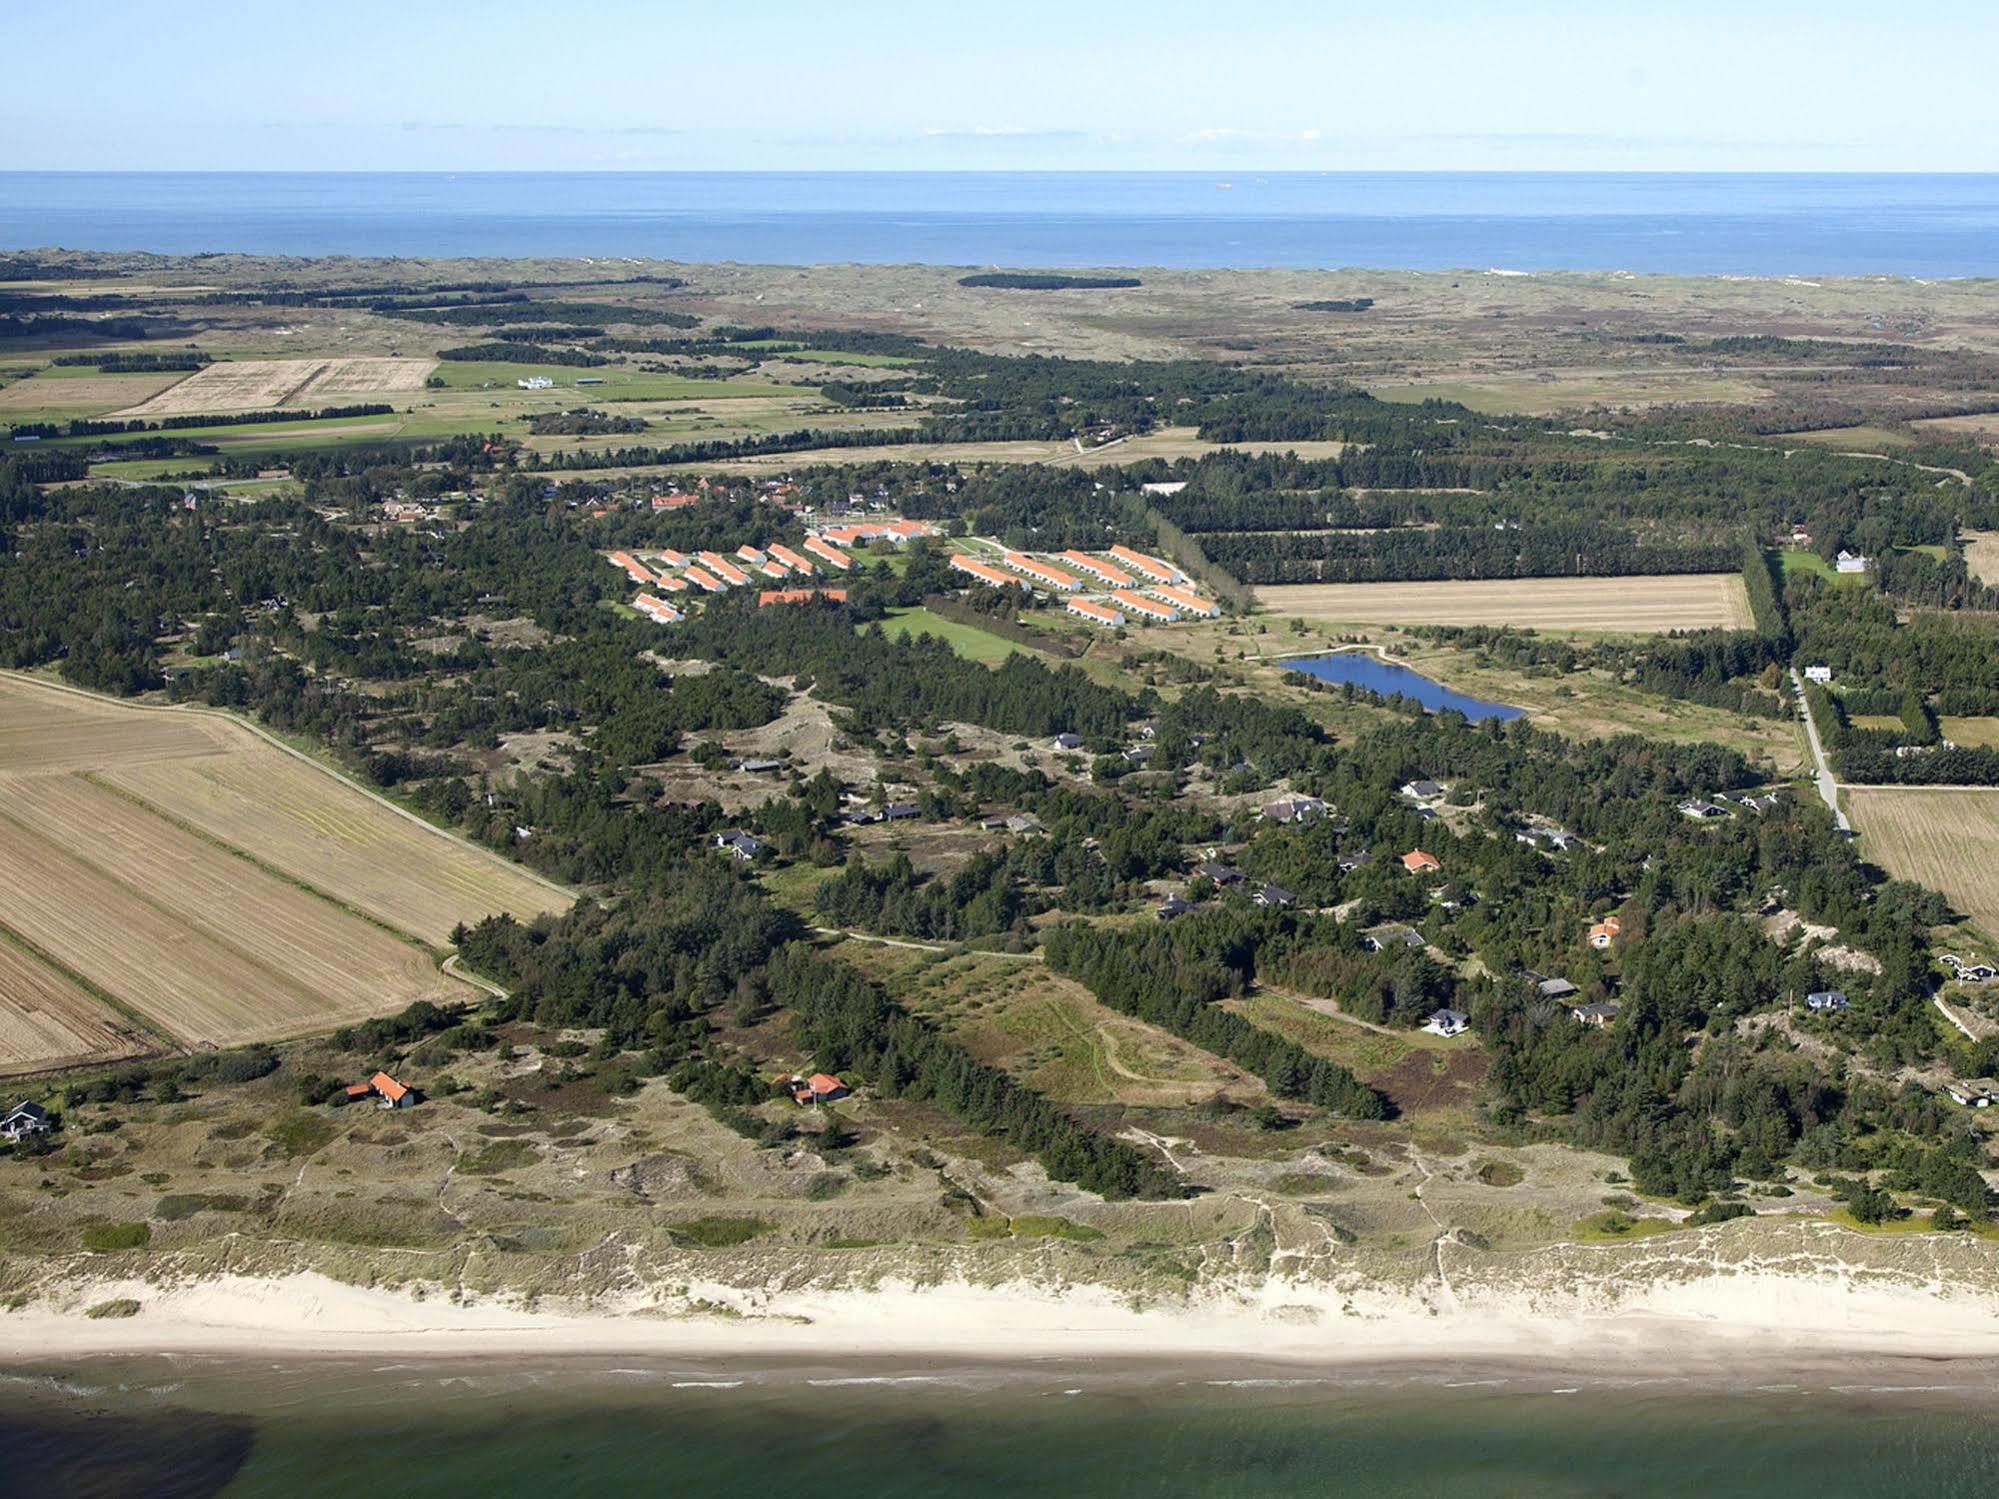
xmin=7 ymin=0 xmax=1997 ymax=172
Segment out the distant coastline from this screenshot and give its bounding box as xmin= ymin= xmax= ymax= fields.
xmin=8 ymin=171 xmax=1999 ymax=274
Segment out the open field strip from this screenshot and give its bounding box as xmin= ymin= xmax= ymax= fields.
xmin=1847 ymin=787 xmax=1999 ymax=940
xmin=0 ymin=674 xmax=575 ymax=1071
xmin=0 ymin=673 xmax=572 ymax=945
xmin=0 ymin=788 xmax=461 ymax=1054
xmin=0 ymin=368 xmax=189 ymax=420
xmin=109 ymin=357 xmax=436 ymax=417
xmin=1256 ymin=574 xmax=1753 ymax=632
xmin=0 ymin=933 xmax=154 ymax=1076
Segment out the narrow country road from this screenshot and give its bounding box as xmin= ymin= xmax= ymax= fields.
xmin=1791 ymin=667 xmax=1850 ymax=832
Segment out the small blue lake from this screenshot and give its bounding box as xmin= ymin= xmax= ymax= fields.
xmin=1286 ymin=653 xmax=1524 ymax=722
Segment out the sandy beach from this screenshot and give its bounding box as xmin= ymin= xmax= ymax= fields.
xmin=6 ymin=1263 xmax=1998 ymax=1378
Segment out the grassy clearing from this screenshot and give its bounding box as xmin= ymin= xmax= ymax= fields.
xmin=1941 ymin=717 xmax=1999 ymax=749
xmin=1571 ymin=1210 xmax=1681 ymax=1242
xmin=1228 ymin=992 xmax=1415 ymax=1077
xmin=872 ymin=607 xmax=1023 ymax=666
xmin=1779 ymin=425 xmax=1915 ymax=451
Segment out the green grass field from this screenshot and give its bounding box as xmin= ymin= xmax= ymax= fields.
xmin=870 ymin=607 xmax=1022 ymax=665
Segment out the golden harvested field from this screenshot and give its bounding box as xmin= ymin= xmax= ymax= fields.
xmin=0 ymin=675 xmax=572 ymax=1074
xmin=1257 ymin=574 xmax=1753 ymax=633
xmin=0 ymin=782 xmax=463 ymax=1052
xmin=1849 ymin=788 xmax=1999 ymax=939
xmin=110 ymin=357 xmax=436 ymax=416
xmin=102 ymin=736 xmax=566 ymax=943
xmin=1964 ymin=532 xmax=1999 ymax=585
xmin=0 ymin=939 xmax=153 ymax=1076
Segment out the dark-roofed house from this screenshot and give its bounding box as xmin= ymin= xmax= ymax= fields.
xmin=1253 ymin=884 xmax=1297 ymax=909
xmin=1050 ymin=732 xmax=1083 ymax=751
xmin=1537 ymin=977 xmax=1580 ymax=1000
xmin=1196 ymin=861 xmax=1244 ymax=886
xmin=1945 ymin=1080 xmax=1999 ymax=1108
xmin=1260 ymin=796 xmax=1327 ymax=825
xmin=1571 ymin=1002 xmax=1622 ymax=1028
xmin=714 ymin=829 xmax=764 ymax=861
xmin=1422 ymin=1008 xmax=1470 ymax=1037
xmin=1 ymin=1101 xmax=52 ymax=1143
xmin=732 ymin=756 xmax=788 ymax=774
xmin=1155 ymin=894 xmax=1192 ymax=921
xmin=1401 ymin=780 xmax=1445 ymax=801
xmin=1806 ymin=990 xmax=1849 ymax=1012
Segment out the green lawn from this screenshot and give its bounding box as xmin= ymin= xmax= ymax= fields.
xmin=1779 ymin=547 xmax=1869 ymax=585
xmin=871 ymin=607 xmax=1021 ymax=665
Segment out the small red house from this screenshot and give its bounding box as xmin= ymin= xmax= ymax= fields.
xmin=345 ymin=1071 xmax=415 ymax=1109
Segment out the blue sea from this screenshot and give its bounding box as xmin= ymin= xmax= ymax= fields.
xmin=10 ymin=1354 xmax=1999 ymax=1498
xmin=5 ymin=172 xmax=1999 ymax=275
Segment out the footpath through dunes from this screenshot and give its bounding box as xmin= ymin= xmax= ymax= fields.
xmin=1255 ymin=574 xmax=1754 ymax=633
xmin=0 ymin=674 xmax=575 ymax=1076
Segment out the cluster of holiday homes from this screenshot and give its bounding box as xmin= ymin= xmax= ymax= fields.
xmin=605 ymin=521 xmax=938 ymax=622
xmin=946 ymin=544 xmax=1220 ymax=625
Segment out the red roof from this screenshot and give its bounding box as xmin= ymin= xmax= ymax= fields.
xmin=369 ymin=1071 xmax=409 ymax=1103
xmin=1402 ymin=849 xmax=1441 ymax=872
xmin=808 ymin=1073 xmax=845 ymax=1095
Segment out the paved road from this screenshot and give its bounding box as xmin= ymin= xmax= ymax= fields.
xmin=1791 ymin=667 xmax=1850 ymax=832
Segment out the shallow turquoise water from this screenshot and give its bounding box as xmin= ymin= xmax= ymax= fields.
xmin=9 ymin=1358 xmax=1999 ymax=1498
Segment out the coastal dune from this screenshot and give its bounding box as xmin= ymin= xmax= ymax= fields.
xmin=9 ymin=1229 xmax=1999 ymax=1375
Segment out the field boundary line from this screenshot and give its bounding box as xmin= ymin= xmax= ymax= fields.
xmin=0 ymin=799 xmax=349 ymax=1024
xmin=79 ymin=770 xmax=451 ymax=958
xmin=0 ymin=915 xmax=178 ymax=1061
xmin=0 ymin=670 xmax=579 ymax=907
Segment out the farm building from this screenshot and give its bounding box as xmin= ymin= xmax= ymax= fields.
xmin=1151 ymin=584 xmax=1219 ymax=617
xmin=1110 ymin=589 xmax=1178 ymax=623
xmin=804 ymin=537 xmax=853 ymax=570
xmin=1944 ymin=1080 xmax=1999 ymax=1108
xmin=1804 ymin=665 xmax=1833 ymax=684
xmin=1067 ymin=597 xmax=1124 ymax=626
xmin=345 ymin=1072 xmax=415 ymax=1109
xmin=950 ymin=556 xmax=1029 ymax=590
xmin=1107 ymin=545 xmax=1183 ymax=584
xmin=1061 ymin=550 xmax=1133 ymax=587
xmin=1002 ymin=552 xmax=1081 ymax=590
